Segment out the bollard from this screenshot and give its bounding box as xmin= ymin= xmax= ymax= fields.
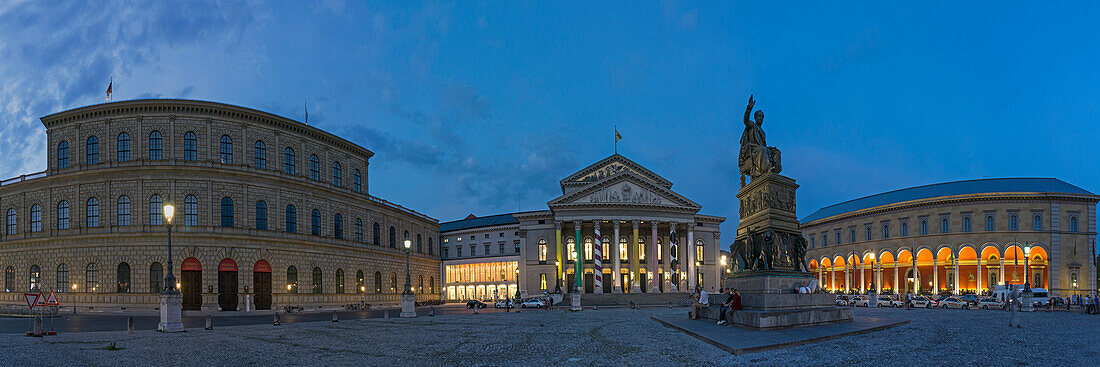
xmin=593 ymin=305 xmax=598 ymax=310
xmin=273 ymin=312 xmax=281 ymax=326
xmin=205 ymin=315 xmax=213 ymax=330
xmin=669 ymin=302 xmax=673 ymax=308
xmin=127 ymin=316 xmax=134 ymax=334
xmin=332 ymin=311 xmax=339 ymax=322
xmin=473 ymin=304 xmax=479 ymax=314
xmin=428 ymin=306 xmax=435 ymax=317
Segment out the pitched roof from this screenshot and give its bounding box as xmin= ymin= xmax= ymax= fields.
xmin=801 ymin=178 xmax=1095 ymax=224
xmin=439 ymin=213 xmax=519 ymax=232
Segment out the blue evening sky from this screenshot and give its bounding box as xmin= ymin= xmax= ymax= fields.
xmin=1 ymin=1 xmax=1097 ymax=238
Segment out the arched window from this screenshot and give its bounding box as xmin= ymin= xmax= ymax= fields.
xmin=312 ymin=267 xmax=323 ymax=294
xmin=881 ymin=223 xmax=889 ymax=239
xmin=117 ymin=262 xmax=131 ymax=293
xmin=374 ymin=271 xmax=382 ymax=293
xmin=919 ymin=219 xmax=928 ymax=235
xmin=86 ymin=136 xmax=99 ymax=165
xmin=283 ymin=148 xmax=295 ymax=174
xmin=356 ymin=270 xmax=365 ymax=293
xmin=333 ymin=214 xmax=343 ymax=239
xmin=391 ymin=273 xmax=398 ymax=294
xmin=901 ymin=222 xmax=908 ymax=236
xmin=255 ymin=201 xmax=268 ymax=230
xmin=85 ymin=197 xmax=99 ymax=228
xmin=1009 ymin=215 xmax=1018 ymax=230
xmin=184 ymin=195 xmax=197 ymax=226
xmin=695 ymin=240 xmax=704 ymax=263
xmin=117 ymin=132 xmax=130 ymax=162
xmin=254 ymin=140 xmax=266 ymax=169
xmin=353 ymin=169 xmax=362 ymax=193
xmin=428 ymin=237 xmax=434 ymax=255
xmin=5 ymin=208 xmax=15 ymax=235
xmin=619 ymin=237 xmax=629 ymax=261
xmin=332 ymin=161 xmax=342 ymax=187
xmin=29 ymin=265 xmax=40 ymax=291
xmin=335 ymin=269 xmax=345 ymax=294
xmin=309 ymin=155 xmax=320 ymax=180
xmin=1033 ymin=215 xmax=1042 ymax=231
xmin=183 ymin=131 xmax=197 ymax=161
xmin=962 ymin=217 xmax=971 ymax=232
xmin=116 ymin=196 xmax=130 ymax=226
xmin=287 ymin=266 xmax=298 ymax=294
xmin=219 ymin=135 xmax=233 ymax=164
xmin=389 ymin=226 xmax=396 ymax=248
xmin=373 ymin=222 xmax=381 ymax=245
xmin=3 ymin=266 xmax=13 ymax=292
xmin=567 ymin=237 xmax=576 ymax=261
xmin=417 ymin=234 xmax=423 ymax=253
xmin=986 ymin=215 xmax=995 ymax=231
xmin=1070 ymin=216 xmax=1079 ymax=232
xmin=56 ymin=200 xmax=70 ymax=230
xmin=57 ymin=140 xmax=70 ymax=169
xmin=56 ymin=264 xmax=68 ymax=292
xmin=584 ymin=237 xmax=593 ymax=262
xmin=355 ymin=218 xmax=363 ymax=242
xmin=940 ymin=218 xmax=949 ymax=233
xmin=149 ymin=195 xmax=163 ymax=226
xmin=30 ymin=204 xmax=42 ymax=232
xmin=149 ymin=262 xmax=163 ymax=293
xmin=220 ymin=197 xmax=234 ymax=228
xmin=418 ymin=275 xmax=424 ymax=292
xmin=429 ymin=276 xmax=435 ymax=293
xmin=538 ymin=239 xmax=547 ymax=262
xmin=285 ymin=205 xmax=297 ymax=233
xmin=85 ymin=263 xmax=99 ymax=293
xmin=311 ymin=209 xmax=321 ymax=236
xmin=148 ymin=131 xmax=162 ymax=160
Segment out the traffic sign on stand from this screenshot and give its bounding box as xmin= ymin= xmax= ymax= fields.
xmin=45 ymin=291 xmax=59 ymax=306
xmin=35 ymin=292 xmax=48 ymax=307
xmin=23 ymin=293 xmax=38 ymax=309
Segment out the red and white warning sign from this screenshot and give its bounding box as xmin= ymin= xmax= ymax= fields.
xmin=45 ymin=291 xmax=60 ymax=306
xmin=35 ymin=292 xmax=48 ymax=307
xmin=23 ymin=293 xmax=38 ymax=309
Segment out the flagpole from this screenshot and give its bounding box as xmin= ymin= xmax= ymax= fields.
xmin=614 ymin=125 xmax=617 ymax=154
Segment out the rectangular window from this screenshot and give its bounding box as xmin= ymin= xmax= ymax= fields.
xmin=822 ymin=233 xmax=827 ymax=247
xmin=920 ymin=219 xmax=928 ymax=235
xmin=499 ymin=243 xmax=505 ymax=254
xmin=457 ymin=246 xmax=462 ymax=257
xmin=864 ymin=227 xmax=871 ymax=241
xmin=849 ymin=229 xmax=854 ymax=243
xmin=881 ymin=224 xmax=889 ymax=239
xmin=538 ymin=243 xmax=547 ymax=262
xmin=809 ymin=235 xmax=815 ymax=249
xmin=940 ymin=217 xmax=949 ymax=233
xmin=540 ymin=274 xmax=547 ymax=291
xmin=695 ymin=243 xmax=704 ymax=262
xmin=900 ymin=222 xmax=908 ymax=236
xmin=986 ymin=215 xmax=995 ymax=231
xmin=485 ymin=244 xmax=491 ymax=255
xmin=443 ymin=247 xmax=449 ymax=258
xmin=514 ymin=240 xmax=520 ymax=253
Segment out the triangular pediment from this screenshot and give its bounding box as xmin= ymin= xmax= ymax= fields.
xmin=559 ymin=154 xmax=673 ymax=192
xmin=549 ymin=170 xmax=700 ymax=211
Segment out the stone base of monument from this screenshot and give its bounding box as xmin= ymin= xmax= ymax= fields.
xmin=724 ymin=271 xmax=852 ymax=330
xmin=570 ymin=293 xmax=583 ymax=311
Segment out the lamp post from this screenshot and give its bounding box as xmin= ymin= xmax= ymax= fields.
xmin=157 ymin=202 xmax=184 ymax=332
xmin=1021 ymin=245 xmax=1034 ymax=312
xmin=400 ymin=236 xmax=417 ymax=318
xmin=1023 ymin=246 xmax=1032 ymax=291
xmin=71 ymin=284 xmax=77 ymax=314
xmin=719 ymin=255 xmax=727 ymax=287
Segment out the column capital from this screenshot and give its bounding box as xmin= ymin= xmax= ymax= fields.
xmin=592 ymin=219 xmax=601 ymax=227
xmin=632 ymin=220 xmax=640 ymax=230
xmin=613 ymin=219 xmax=621 ymax=226
xmin=687 ymin=222 xmax=696 ymax=230
xmin=713 ymin=232 xmax=720 ymax=241
xmin=573 ymin=220 xmax=583 ymax=228
xmin=518 ymin=229 xmax=527 ymax=237
xmin=651 ymin=220 xmax=661 ymax=227
xmin=554 ymin=221 xmax=562 ymax=230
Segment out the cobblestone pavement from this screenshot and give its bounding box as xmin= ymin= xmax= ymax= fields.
xmin=1 ymin=306 xmax=1096 ymax=366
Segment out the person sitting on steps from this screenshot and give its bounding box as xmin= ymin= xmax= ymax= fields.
xmin=689 ymin=286 xmax=709 ymax=320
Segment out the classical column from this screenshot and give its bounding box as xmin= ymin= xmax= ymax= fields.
xmin=932 ymin=254 xmax=939 ymax=292
xmin=830 ymin=266 xmax=835 ymax=291
xmin=593 ymin=219 xmax=603 ymax=294
xmin=875 ymin=261 xmax=882 ymax=292
xmin=953 ymin=257 xmax=960 ymax=294
xmin=860 ymin=260 xmax=866 ymax=293
xmin=976 ymin=258 xmax=982 ymax=293
xmin=844 ymin=260 xmax=850 ymax=292
xmin=519 ymin=229 xmax=528 ymax=298
xmin=573 ymin=220 xmax=583 ymax=293
xmin=713 ymin=232 xmax=721 ymax=291
xmin=555 ymin=221 xmax=563 ymax=292
xmin=612 ymin=220 xmax=622 ymax=293
xmin=649 ymin=221 xmax=660 ymax=293
xmin=630 ymin=220 xmax=641 ymax=293
xmin=662 ymin=222 xmax=674 ymax=292
xmin=999 ymin=258 xmax=1005 ymax=284
xmin=686 ymin=223 xmax=696 ymax=290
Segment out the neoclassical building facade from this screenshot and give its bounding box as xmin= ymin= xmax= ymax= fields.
xmin=0 ymin=100 xmax=440 ymax=312
xmin=439 ymin=154 xmax=725 ymax=301
xmin=803 ymin=178 xmax=1098 ymax=296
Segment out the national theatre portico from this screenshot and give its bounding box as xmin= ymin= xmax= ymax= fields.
xmin=440 ymin=155 xmax=725 ymax=301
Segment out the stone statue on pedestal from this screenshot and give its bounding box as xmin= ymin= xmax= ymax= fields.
xmin=739 ymin=95 xmax=782 ymax=187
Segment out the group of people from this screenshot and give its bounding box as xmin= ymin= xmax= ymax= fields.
xmin=1067 ymin=294 xmax=1100 ymax=314
xmin=689 ymin=287 xmax=742 ymax=326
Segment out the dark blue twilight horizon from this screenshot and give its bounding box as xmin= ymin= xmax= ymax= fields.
xmin=1 ymin=1 xmax=1097 ymax=237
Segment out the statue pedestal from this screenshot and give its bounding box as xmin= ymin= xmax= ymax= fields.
xmin=1020 ymin=290 xmax=1034 ymax=312
xmin=400 ymin=294 xmax=418 ymax=318
xmin=723 ymin=272 xmax=852 ymax=330
xmin=157 ymin=293 xmax=184 ymax=333
xmin=570 ymin=293 xmax=582 ymax=311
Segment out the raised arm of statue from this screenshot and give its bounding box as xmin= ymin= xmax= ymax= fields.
xmin=744 ymin=94 xmax=755 ymax=127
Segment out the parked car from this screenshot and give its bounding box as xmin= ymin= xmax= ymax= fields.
xmin=930 ymin=296 xmax=951 ymax=308
xmin=960 ymin=294 xmax=980 ymax=305
xmin=876 ymin=296 xmax=903 ymax=307
xmin=520 ymin=299 xmax=546 ymax=308
xmin=466 ymin=300 xmax=487 ymax=309
xmin=910 ymin=296 xmax=933 ymax=308
xmin=494 ymin=300 xmax=514 ymax=308
xmin=835 ymin=295 xmax=850 ymax=306
xmin=939 ymin=297 xmax=969 ymax=309
xmin=850 ymin=296 xmax=869 ymax=307
xmin=977 ymin=298 xmax=1005 ymax=310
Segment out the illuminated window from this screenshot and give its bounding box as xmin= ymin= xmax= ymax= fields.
xmin=567 ymin=237 xmax=576 ymax=261
xmin=584 ymin=237 xmax=593 ymax=262
xmin=538 ymin=239 xmax=547 ymax=262
xmin=695 ymin=240 xmax=704 ymax=262
xmin=638 ymin=237 xmax=646 ymax=262
xmin=619 ymin=237 xmax=628 ymax=261
xmin=540 ymin=274 xmax=547 ymax=290
xmin=601 ymin=237 xmax=610 ymax=262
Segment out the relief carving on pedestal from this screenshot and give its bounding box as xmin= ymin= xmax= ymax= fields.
xmin=739 ymin=186 xmax=796 ymax=217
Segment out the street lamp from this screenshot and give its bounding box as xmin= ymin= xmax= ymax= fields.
xmin=157 ymin=201 xmax=184 ymax=332
xmin=400 ymin=235 xmax=416 ymax=318
xmin=1023 ymin=246 xmax=1032 ymax=291
xmin=71 ymin=283 xmax=77 ymax=314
